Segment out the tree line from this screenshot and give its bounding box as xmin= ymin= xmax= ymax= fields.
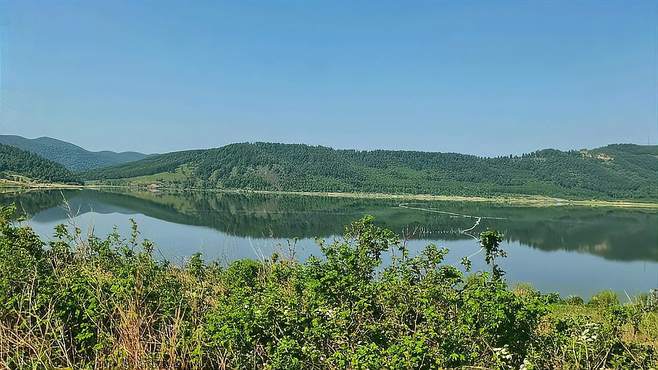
xmin=83 ymin=142 xmax=658 ymax=200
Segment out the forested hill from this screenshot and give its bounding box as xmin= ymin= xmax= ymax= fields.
xmin=0 ymin=135 xmax=148 ymax=171
xmin=0 ymin=144 xmax=80 ymax=184
xmin=82 ymin=143 xmax=658 ymax=200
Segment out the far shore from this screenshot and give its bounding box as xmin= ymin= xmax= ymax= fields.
xmin=4 ymin=180 xmax=658 ymax=209
xmin=84 ymin=183 xmax=658 ymax=209
xmin=0 ymin=179 xmax=83 ymax=191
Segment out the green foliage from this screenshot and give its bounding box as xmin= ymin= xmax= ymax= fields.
xmin=83 ymin=149 xmax=204 ymax=181
xmin=0 ymin=144 xmax=80 ymax=184
xmin=82 ymin=142 xmax=658 ymax=200
xmin=0 ymin=135 xmax=148 ymax=171
xmin=0 ymin=207 xmax=656 ymax=368
xmin=589 ymin=290 xmax=620 ymax=307
xmin=480 ymin=229 xmax=506 ymax=279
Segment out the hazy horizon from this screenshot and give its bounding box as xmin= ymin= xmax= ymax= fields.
xmin=1 ymin=1 xmax=657 ymax=155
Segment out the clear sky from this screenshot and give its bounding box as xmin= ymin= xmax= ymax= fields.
xmin=0 ymin=0 xmax=656 ymax=155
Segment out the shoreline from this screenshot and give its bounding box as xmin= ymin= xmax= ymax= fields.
xmin=83 ymin=184 xmax=658 ymax=209
xmin=4 ymin=181 xmax=658 ymax=209
xmin=0 ymin=179 xmax=83 ymax=190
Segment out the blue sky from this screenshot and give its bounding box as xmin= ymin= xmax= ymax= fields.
xmin=0 ymin=0 xmax=656 ymax=155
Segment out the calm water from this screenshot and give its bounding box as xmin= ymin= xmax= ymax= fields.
xmin=2 ymin=189 xmax=658 ymax=298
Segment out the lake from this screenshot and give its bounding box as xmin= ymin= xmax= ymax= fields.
xmin=2 ymin=188 xmax=657 ymax=298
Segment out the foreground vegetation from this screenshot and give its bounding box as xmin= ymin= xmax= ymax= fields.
xmin=1 ymin=206 xmax=657 ymax=369
xmin=82 ymin=142 xmax=658 ymax=200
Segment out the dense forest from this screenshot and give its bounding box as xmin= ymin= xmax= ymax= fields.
xmin=0 ymin=144 xmax=80 ymax=184
xmin=0 ymin=135 xmax=148 ymax=171
xmin=83 ymin=142 xmax=658 ymax=200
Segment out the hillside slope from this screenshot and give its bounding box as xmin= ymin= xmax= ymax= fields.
xmin=0 ymin=144 xmax=80 ymax=184
xmin=0 ymin=135 xmax=148 ymax=171
xmin=82 ymin=143 xmax=658 ymax=200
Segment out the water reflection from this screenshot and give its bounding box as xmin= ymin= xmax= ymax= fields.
xmin=3 ymin=189 xmax=657 ymax=262
xmin=3 ymin=189 xmax=658 ymax=297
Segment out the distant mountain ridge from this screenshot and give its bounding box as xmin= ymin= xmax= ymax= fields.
xmin=82 ymin=142 xmax=658 ymax=200
xmin=0 ymin=135 xmax=148 ymax=171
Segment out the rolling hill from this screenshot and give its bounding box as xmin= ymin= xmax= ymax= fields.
xmin=81 ymin=142 xmax=658 ymax=200
xmin=0 ymin=144 xmax=80 ymax=184
xmin=0 ymin=135 xmax=148 ymax=171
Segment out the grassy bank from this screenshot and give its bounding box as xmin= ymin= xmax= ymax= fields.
xmin=7 ymin=175 xmax=656 ymax=209
xmin=86 ymin=183 xmax=658 ymax=210
xmin=0 ymin=178 xmax=83 ymax=190
xmin=0 ymin=205 xmax=656 ymax=369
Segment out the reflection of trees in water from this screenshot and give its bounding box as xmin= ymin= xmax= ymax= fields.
xmin=2 ymin=189 xmax=657 ymax=262
xmin=0 ymin=189 xmax=77 ymax=216
xmin=102 ymin=190 xmax=476 ymax=239
xmin=486 ymin=213 xmax=658 ymax=262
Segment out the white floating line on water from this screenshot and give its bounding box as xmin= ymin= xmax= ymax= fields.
xmin=397 ymin=202 xmax=507 ymax=240
xmin=461 ymin=217 xmax=481 ymax=234
xmin=398 ymin=203 xmax=507 ymax=220
xmin=397 ymin=203 xmax=495 ymax=264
